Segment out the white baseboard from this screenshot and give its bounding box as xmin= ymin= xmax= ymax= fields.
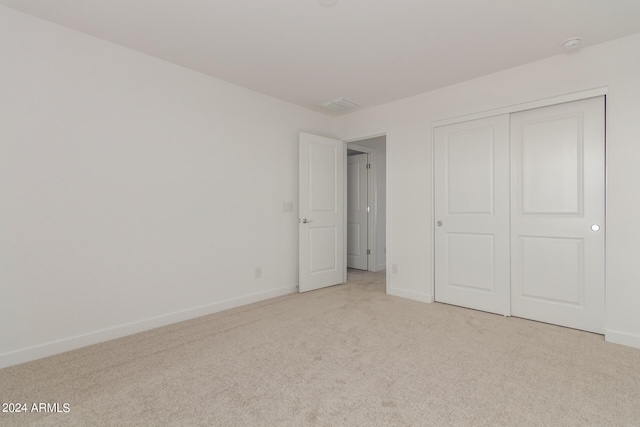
xmin=605 ymin=329 xmax=640 ymax=349
xmin=0 ymin=285 xmax=297 ymax=369
xmin=387 ymin=287 xmax=434 ymax=303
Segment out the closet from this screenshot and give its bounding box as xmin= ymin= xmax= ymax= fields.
xmin=434 ymin=96 xmax=605 ymax=333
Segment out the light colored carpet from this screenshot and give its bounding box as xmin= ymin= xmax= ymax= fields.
xmin=1 ymin=269 xmax=639 ymax=426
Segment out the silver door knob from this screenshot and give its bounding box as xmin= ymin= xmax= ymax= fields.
xmin=302 ymin=218 xmax=313 ymax=224
xmin=437 ymin=221 xmax=443 ymax=227
xmin=590 ymin=224 xmax=600 ymax=232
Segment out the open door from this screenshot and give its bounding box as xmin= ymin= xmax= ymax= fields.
xmin=347 ymin=153 xmax=368 ymax=270
xmin=299 ymin=132 xmax=346 ymax=292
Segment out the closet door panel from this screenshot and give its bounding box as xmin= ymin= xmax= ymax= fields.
xmin=510 ymin=96 xmax=605 ymax=333
xmin=434 ymin=115 xmax=511 ymax=315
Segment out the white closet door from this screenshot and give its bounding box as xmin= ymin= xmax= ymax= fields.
xmin=510 ymin=97 xmax=605 ymax=333
xmin=434 ymin=115 xmax=511 ymax=315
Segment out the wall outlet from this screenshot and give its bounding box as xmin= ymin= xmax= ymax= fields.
xmin=392 ymin=264 xmax=398 ymax=274
xmin=254 ymin=267 xmax=262 ymax=278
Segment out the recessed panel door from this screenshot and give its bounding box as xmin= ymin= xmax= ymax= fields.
xmin=299 ymin=132 xmax=345 ymax=292
xmin=510 ymin=97 xmax=605 ymax=333
xmin=347 ymin=153 xmax=368 ymax=270
xmin=434 ymin=115 xmax=511 ymax=315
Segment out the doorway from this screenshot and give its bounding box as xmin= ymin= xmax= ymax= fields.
xmin=298 ymin=132 xmax=387 ymax=293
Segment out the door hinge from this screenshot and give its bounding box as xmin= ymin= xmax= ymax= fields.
xmin=367 ymin=206 xmax=371 ymax=213
xmin=367 ymin=249 xmax=371 ymax=255
xmin=366 ymin=163 xmax=371 ymax=169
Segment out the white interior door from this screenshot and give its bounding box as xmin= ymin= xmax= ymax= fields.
xmin=347 ymin=153 xmax=368 ymax=270
xmin=434 ymin=115 xmax=511 ymax=315
xmin=299 ymin=132 xmax=346 ymax=292
xmin=510 ymin=97 xmax=605 ymax=333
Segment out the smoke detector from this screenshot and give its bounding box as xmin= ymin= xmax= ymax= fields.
xmin=562 ymin=37 xmax=582 ymax=51
xmin=321 ymin=98 xmax=361 ymax=114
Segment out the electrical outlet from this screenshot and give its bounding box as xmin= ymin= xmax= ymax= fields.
xmin=254 ymin=267 xmax=262 ymax=278
xmin=392 ymin=264 xmax=398 ymax=274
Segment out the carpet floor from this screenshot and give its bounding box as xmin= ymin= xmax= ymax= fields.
xmin=1 ymin=269 xmax=639 ymax=426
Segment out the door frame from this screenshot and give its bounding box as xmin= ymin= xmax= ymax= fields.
xmin=430 ymin=86 xmax=608 ymax=307
xmin=298 ymin=130 xmax=388 ymax=290
xmin=341 ymin=130 xmax=389 ymax=291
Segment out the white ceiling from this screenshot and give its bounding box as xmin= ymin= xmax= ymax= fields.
xmin=2 ymin=0 xmax=640 ymax=116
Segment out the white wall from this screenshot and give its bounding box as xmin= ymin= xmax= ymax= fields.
xmin=352 ymin=136 xmax=386 ymax=271
xmin=335 ymin=33 xmax=640 ymax=348
xmin=0 ymin=6 xmax=333 ymax=368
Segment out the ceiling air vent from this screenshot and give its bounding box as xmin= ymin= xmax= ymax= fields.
xmin=321 ymin=97 xmax=361 ymax=114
